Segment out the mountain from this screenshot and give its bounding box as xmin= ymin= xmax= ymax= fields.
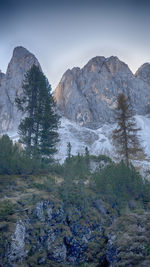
xmin=55 ymin=56 xmax=150 ymax=128
xmin=1 ymin=48 xmax=150 ymax=132
xmin=0 ymin=46 xmax=41 ymax=133
xmin=1 ymin=49 xmax=150 ymax=266
xmin=1 ymin=47 xmax=150 ymax=168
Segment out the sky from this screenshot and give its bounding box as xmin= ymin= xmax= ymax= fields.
xmin=0 ymin=0 xmax=150 ymax=89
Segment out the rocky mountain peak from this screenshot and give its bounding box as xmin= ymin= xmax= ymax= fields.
xmin=12 ymin=46 xmax=34 ymax=58
xmin=55 ymin=55 xmax=150 ymax=128
xmin=135 ymin=62 xmax=150 ymax=85
xmin=6 ymin=46 xmax=41 ymax=81
xmin=83 ymin=56 xmax=106 ymax=72
xmin=82 ymin=55 xmax=132 ymax=76
xmin=62 ymin=67 xmax=81 ymax=81
xmin=105 ymin=56 xmax=132 ymax=75
xmin=0 ymin=46 xmax=41 ymax=133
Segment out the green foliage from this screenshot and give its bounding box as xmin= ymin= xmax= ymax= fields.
xmin=85 ymin=146 xmax=90 ymax=170
xmin=92 ymin=161 xmax=150 ymax=211
xmin=49 ymin=162 xmax=64 ymax=176
xmin=0 ymin=134 xmax=50 ymax=175
xmin=113 ymin=93 xmax=143 ymax=166
xmin=55 ymin=153 xmax=150 ymax=215
xmin=145 ymin=245 xmax=150 ymax=256
xmin=67 ymin=142 xmax=72 ymax=160
xmin=16 ymin=65 xmax=59 ymax=160
xmin=33 ymin=176 xmax=56 ymax=193
xmin=59 ymin=154 xmax=90 ymax=212
xmin=63 ymin=154 xmax=89 ymax=179
xmin=1 ymin=152 xmax=150 ymax=266
xmin=0 ymin=200 xmax=14 ymax=221
xmin=89 ymin=154 xmax=112 ymax=163
xmin=0 ymin=135 xmax=25 ymax=174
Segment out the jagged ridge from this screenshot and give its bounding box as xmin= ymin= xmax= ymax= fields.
xmin=55 ymin=56 xmax=150 ymax=128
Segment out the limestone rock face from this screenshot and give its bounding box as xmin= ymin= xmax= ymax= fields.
xmin=4 ymin=199 xmax=107 ymax=266
xmin=0 ymin=46 xmax=41 ymax=133
xmin=55 ymin=56 xmax=150 ymax=128
xmin=135 ymin=63 xmax=150 ymax=85
xmin=8 ymin=220 xmax=27 ymax=263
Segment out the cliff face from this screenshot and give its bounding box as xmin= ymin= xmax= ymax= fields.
xmin=0 ymin=46 xmax=41 ymax=133
xmin=55 ymin=56 xmax=150 ymax=128
xmin=4 ymin=200 xmax=107 ymax=266
xmin=0 ymin=171 xmax=110 ymax=267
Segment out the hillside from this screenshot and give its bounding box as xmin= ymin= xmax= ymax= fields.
xmin=1 ymin=158 xmax=150 ymax=266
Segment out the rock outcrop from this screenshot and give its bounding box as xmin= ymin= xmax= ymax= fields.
xmin=8 ymin=220 xmax=27 ymax=263
xmin=2 ymin=197 xmax=150 ymax=266
xmin=55 ymin=56 xmax=150 ymax=128
xmin=2 ymin=199 xmax=109 ymax=266
xmin=0 ymin=46 xmax=41 ymax=133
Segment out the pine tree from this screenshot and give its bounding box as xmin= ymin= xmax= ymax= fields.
xmin=113 ymin=93 xmax=143 ymax=166
xmin=85 ymin=146 xmax=90 ymax=171
xmin=67 ymin=142 xmax=72 ymax=160
xmin=15 ymin=65 xmax=59 ymax=160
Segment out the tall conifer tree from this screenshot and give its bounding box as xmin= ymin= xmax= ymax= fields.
xmin=113 ymin=93 xmax=143 ymax=166
xmin=67 ymin=142 xmax=72 ymax=160
xmin=16 ymin=65 xmax=59 ymax=160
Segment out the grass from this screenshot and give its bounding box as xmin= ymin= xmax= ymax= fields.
xmin=0 ymin=158 xmax=150 ymax=222
xmin=0 ymin=200 xmax=15 ymax=221
xmin=0 ymin=157 xmax=150 ymax=266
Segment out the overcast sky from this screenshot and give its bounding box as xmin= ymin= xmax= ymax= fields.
xmin=0 ymin=0 xmax=150 ymax=89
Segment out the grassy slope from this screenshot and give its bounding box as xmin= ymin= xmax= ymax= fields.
xmin=1 ymin=158 xmax=150 ymax=266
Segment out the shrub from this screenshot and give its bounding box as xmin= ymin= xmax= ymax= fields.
xmin=89 ymin=154 xmax=112 ymax=163
xmin=0 ymin=135 xmax=51 ymax=175
xmin=0 ymin=200 xmax=14 ymax=221
xmin=92 ymin=161 xmax=150 ymax=211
